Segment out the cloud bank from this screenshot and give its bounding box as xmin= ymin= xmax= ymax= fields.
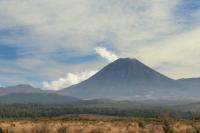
xmin=43 ymin=70 xmax=97 ymax=91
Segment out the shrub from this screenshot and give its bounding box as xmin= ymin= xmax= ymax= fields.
xmin=32 ymin=124 xmax=50 ymax=133
xmin=194 ymin=126 xmax=200 ymax=133
xmin=90 ymin=128 xmax=102 ymax=133
xmin=57 ymin=126 xmax=69 ymax=133
xmin=138 ymin=121 xmax=146 ymax=128
xmin=163 ymin=120 xmax=173 ymax=133
xmin=186 ymin=128 xmax=195 ymax=133
xmin=0 ymin=127 xmax=3 ymax=133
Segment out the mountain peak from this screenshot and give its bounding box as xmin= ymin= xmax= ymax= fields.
xmin=112 ymin=58 xmax=144 ymax=67
xmin=104 ymin=58 xmax=149 ymax=74
xmin=115 ymin=58 xmax=140 ymax=63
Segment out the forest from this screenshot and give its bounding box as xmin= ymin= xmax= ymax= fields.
xmin=0 ymin=103 xmax=199 ymax=120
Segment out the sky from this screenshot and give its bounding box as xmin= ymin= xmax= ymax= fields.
xmin=0 ymin=0 xmax=200 ymax=90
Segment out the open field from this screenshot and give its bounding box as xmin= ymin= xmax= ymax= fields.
xmin=0 ymin=116 xmax=200 ymax=133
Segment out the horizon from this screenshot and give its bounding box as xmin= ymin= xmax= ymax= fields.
xmin=0 ymin=57 xmax=199 ymax=90
xmin=0 ymin=0 xmax=200 ymax=90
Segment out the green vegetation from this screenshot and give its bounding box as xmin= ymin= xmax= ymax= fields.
xmin=0 ymin=103 xmax=200 ymax=119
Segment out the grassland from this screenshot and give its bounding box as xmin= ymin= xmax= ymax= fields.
xmin=0 ymin=115 xmax=200 ymax=133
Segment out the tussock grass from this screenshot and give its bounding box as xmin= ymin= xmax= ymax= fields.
xmin=0 ymin=117 xmax=199 ymax=133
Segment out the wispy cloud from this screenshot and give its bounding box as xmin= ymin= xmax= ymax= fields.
xmin=94 ymin=47 xmax=118 ymax=62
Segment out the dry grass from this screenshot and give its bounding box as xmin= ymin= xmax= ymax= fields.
xmin=0 ymin=117 xmax=199 ymax=133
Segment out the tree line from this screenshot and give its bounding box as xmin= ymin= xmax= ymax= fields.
xmin=0 ymin=103 xmax=199 ymax=120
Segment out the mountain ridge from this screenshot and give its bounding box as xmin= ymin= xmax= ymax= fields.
xmin=0 ymin=58 xmax=199 ymax=101
xmin=0 ymin=84 xmax=42 ymax=96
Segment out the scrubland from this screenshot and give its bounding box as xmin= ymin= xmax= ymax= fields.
xmin=0 ymin=116 xmax=200 ymax=133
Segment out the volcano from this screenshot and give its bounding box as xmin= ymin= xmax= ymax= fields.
xmin=59 ymin=58 xmax=181 ymax=100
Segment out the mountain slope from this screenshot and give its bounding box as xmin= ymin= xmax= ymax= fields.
xmin=59 ymin=58 xmax=181 ymax=100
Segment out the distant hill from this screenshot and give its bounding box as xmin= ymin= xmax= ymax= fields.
xmin=0 ymin=84 xmax=42 ymax=96
xmin=59 ymin=58 xmax=183 ymax=100
xmin=0 ymin=93 xmax=80 ymax=104
xmin=177 ymin=78 xmax=200 ymax=99
xmin=178 ymin=78 xmax=200 ymax=88
xmin=176 ymin=102 xmax=200 ymax=112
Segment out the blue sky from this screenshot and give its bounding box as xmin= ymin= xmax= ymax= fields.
xmin=0 ymin=45 xmax=19 ymax=60
xmin=0 ymin=0 xmax=200 ymax=90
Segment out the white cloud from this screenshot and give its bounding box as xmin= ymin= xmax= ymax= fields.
xmin=43 ymin=47 xmax=118 ymax=90
xmin=42 ymin=46 xmax=118 ymax=90
xmin=94 ymin=47 xmax=118 ymax=62
xmin=43 ymin=70 xmax=97 ymax=91
xmin=0 ymin=0 xmax=182 ymax=53
xmin=135 ymin=27 xmax=200 ymax=79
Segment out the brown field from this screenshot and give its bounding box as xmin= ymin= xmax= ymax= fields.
xmin=0 ymin=116 xmax=200 ymax=133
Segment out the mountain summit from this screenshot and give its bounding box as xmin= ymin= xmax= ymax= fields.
xmin=59 ymin=58 xmax=180 ymax=100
